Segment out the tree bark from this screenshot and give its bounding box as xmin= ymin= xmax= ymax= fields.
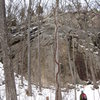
xmin=55 ymin=0 xmax=62 ymax=100
xmin=27 ymin=0 xmax=32 ymax=95
xmin=66 ymin=35 xmax=74 ymax=84
xmin=38 ymin=24 xmax=42 ymax=92
xmin=88 ymin=37 xmax=98 ymax=89
xmin=0 ymin=0 xmax=17 ymax=100
xmin=37 ymin=1 xmax=42 ymax=92
xmin=72 ymin=37 xmax=77 ymax=100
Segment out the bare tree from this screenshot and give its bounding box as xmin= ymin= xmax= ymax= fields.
xmin=54 ymin=0 xmax=62 ymax=100
xmin=27 ymin=0 xmax=32 ymax=96
xmin=88 ymin=36 xmax=98 ymax=89
xmin=19 ymin=1 xmax=26 ymax=86
xmin=72 ymin=37 xmax=77 ymax=100
xmin=66 ymin=35 xmax=75 ymax=84
xmin=0 ymin=0 xmax=17 ymax=100
xmin=66 ymin=34 xmax=80 ymax=100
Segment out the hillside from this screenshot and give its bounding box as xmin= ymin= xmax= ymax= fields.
xmin=0 ymin=0 xmax=100 ymax=99
xmin=0 ymin=11 xmax=100 ymax=87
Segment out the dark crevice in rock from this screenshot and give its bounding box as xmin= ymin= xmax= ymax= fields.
xmin=75 ymin=51 xmax=87 ymax=81
xmin=11 ymin=40 xmax=21 ymax=45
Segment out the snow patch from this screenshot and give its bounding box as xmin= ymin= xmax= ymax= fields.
xmin=0 ymin=62 xmax=100 ymax=100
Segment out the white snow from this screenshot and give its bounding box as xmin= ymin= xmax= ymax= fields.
xmin=89 ymin=43 xmax=94 ymax=46
xmin=90 ymin=48 xmax=93 ymax=51
xmin=86 ymin=48 xmax=89 ymax=51
xmin=94 ymin=51 xmax=99 ymax=55
xmin=0 ymin=62 xmax=100 ymax=100
xmin=79 ymin=45 xmax=85 ymax=48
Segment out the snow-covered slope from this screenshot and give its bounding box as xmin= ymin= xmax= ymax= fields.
xmin=0 ymin=62 xmax=100 ymax=100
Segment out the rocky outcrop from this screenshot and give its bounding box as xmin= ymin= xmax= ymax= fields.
xmin=0 ymin=11 xmax=100 ymax=87
xmin=8 ymin=28 xmax=100 ymax=88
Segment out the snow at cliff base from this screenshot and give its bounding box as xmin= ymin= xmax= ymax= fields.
xmin=0 ymin=62 xmax=100 ymax=100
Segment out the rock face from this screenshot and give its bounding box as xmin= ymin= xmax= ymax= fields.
xmin=0 ymin=11 xmax=100 ymax=87
xmin=10 ymin=29 xmax=100 ymax=87
xmin=12 ymin=35 xmax=72 ymax=87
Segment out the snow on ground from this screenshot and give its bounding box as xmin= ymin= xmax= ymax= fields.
xmin=0 ymin=62 xmax=100 ymax=100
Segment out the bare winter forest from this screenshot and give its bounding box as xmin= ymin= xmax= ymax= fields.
xmin=0 ymin=0 xmax=100 ymax=100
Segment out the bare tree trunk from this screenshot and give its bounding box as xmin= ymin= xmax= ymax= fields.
xmin=55 ymin=0 xmax=62 ymax=100
xmin=88 ymin=37 xmax=98 ymax=89
xmin=89 ymin=52 xmax=98 ymax=88
xmin=84 ymin=54 xmax=89 ymax=80
xmin=72 ymin=37 xmax=77 ymax=100
xmin=37 ymin=1 xmax=42 ymax=92
xmin=20 ymin=0 xmax=26 ymax=86
xmin=27 ymin=0 xmax=32 ymax=96
xmin=38 ymin=23 xmax=42 ymax=92
xmin=0 ymin=0 xmax=17 ymax=100
xmin=21 ymin=39 xmax=25 ymax=86
xmin=66 ymin=35 xmax=74 ymax=84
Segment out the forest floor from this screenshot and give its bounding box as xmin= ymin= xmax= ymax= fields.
xmin=0 ymin=62 xmax=100 ymax=100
